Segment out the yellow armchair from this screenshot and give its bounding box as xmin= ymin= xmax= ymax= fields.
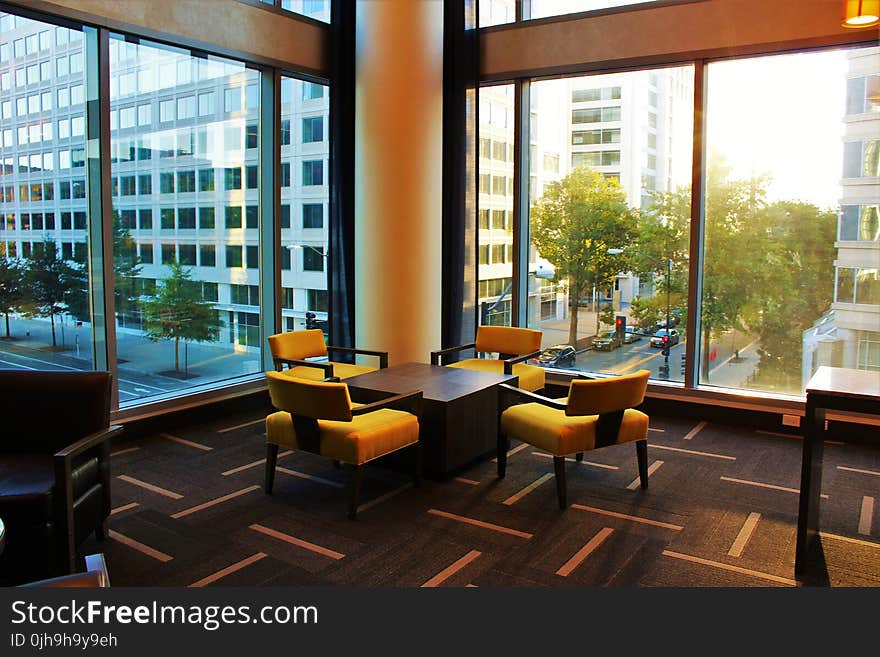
xmin=430 ymin=325 xmax=545 ymax=392
xmin=268 ymin=329 xmax=388 ymax=381
xmin=264 ymin=371 xmax=422 ymax=519
xmin=497 ymin=369 xmax=650 ymax=509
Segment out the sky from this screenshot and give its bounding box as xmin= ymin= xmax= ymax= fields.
xmin=706 ymin=49 xmax=851 ymax=211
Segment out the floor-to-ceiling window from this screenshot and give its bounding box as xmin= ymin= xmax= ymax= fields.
xmin=702 ymin=47 xmax=877 ymax=395
xmin=280 ymin=75 xmax=330 ymax=335
xmin=525 ymin=66 xmax=693 ymax=382
xmin=477 ymin=83 xmax=515 ymax=327
xmin=109 ymin=36 xmax=264 ymax=404
xmin=0 ymin=13 xmax=96 ymax=371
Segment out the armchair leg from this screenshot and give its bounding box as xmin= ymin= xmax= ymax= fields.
xmin=636 ymin=440 xmax=648 ymax=489
xmin=95 ymin=520 xmax=106 ymax=542
xmin=496 ymin=433 xmax=508 ymax=478
xmin=553 ymin=456 xmax=567 ymax=509
xmin=348 ymin=464 xmax=363 ymax=520
xmin=332 ymin=460 xmax=341 ymax=469
xmin=265 ymin=444 xmax=279 ymax=494
xmin=412 ymin=441 xmax=422 ymax=487
xmin=575 ymin=452 xmax=584 ymax=462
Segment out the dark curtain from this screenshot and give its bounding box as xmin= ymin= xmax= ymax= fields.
xmin=329 ymin=0 xmax=356 ymax=350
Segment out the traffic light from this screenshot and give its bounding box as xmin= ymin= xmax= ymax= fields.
xmin=680 ymin=353 xmax=686 ymax=374
xmin=661 ymin=335 xmax=670 ymax=357
xmin=305 ymin=311 xmax=316 ymax=330
xmin=615 ymin=315 xmax=626 ymax=341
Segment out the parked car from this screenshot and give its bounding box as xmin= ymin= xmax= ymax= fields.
xmin=649 ymin=328 xmax=680 ymax=348
xmin=623 ymin=326 xmax=642 ymax=343
xmin=593 ymin=330 xmax=623 ymax=351
xmin=531 ymin=344 xmax=576 ymax=368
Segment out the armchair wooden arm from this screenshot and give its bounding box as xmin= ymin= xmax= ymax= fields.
xmin=502 ymin=350 xmax=542 ymax=375
xmin=327 ymin=346 xmax=389 ymax=369
xmin=273 ymin=357 xmax=334 ymax=378
xmin=430 ymin=342 xmax=476 ymax=365
xmin=53 ymin=425 xmax=122 ymax=574
xmin=351 ymin=390 xmax=423 ymax=421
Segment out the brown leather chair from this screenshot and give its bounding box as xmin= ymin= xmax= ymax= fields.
xmin=0 ymin=370 xmax=122 ymax=583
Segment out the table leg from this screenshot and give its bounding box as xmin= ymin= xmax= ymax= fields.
xmin=795 ymin=397 xmax=825 ymax=576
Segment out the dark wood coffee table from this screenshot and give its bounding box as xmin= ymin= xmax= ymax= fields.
xmin=344 ymin=362 xmax=518 ymax=477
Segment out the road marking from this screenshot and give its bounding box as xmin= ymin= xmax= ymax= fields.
xmin=222 ymin=450 xmax=294 ymax=476
xmin=218 ymin=418 xmax=265 ymax=433
xmin=117 ymin=474 xmax=183 ymax=499
xmin=649 ymin=444 xmax=736 ymax=460
xmin=683 ymin=420 xmax=707 ymax=441
xmin=720 ymin=476 xmax=829 ymax=499
xmin=502 ymin=473 xmax=554 ymax=506
xmin=159 ymin=433 xmax=213 ymax=451
xmin=859 ymin=497 xmax=874 ymax=536
xmin=249 ymin=524 xmax=345 ymax=560
xmin=661 ymin=550 xmax=796 ymax=586
xmin=837 ymin=465 xmax=880 ymax=477
xmin=570 ymin=504 xmax=683 ymax=530
xmin=276 ymin=466 xmax=345 ymax=488
xmin=111 ymin=502 xmax=140 ymax=515
xmin=189 ymin=553 xmax=267 ymax=588
xmin=531 ymin=452 xmax=619 ymax=470
xmin=421 ymin=550 xmax=482 ymax=588
xmin=357 ymin=483 xmax=413 ymax=513
xmin=728 ymin=512 xmax=761 ymax=557
xmin=556 ymin=527 xmax=614 ymax=577
xmin=427 ymin=509 xmax=533 ymax=539
xmin=626 ymin=460 xmax=663 ymax=489
xmin=108 ymin=529 xmax=173 ymax=562
xmin=171 ymin=486 xmax=260 ymax=519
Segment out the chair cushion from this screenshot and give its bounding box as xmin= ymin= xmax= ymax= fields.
xmin=501 ymin=404 xmax=648 ymax=455
xmin=0 ymin=454 xmax=55 ymax=524
xmin=266 ymin=409 xmax=419 ymax=465
xmin=447 ymin=359 xmax=545 ymax=392
xmin=283 ymin=361 xmax=377 ymax=381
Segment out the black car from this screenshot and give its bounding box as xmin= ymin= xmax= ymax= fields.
xmin=530 ymin=344 xmax=576 ymax=368
xmin=593 ymin=329 xmax=623 ymax=351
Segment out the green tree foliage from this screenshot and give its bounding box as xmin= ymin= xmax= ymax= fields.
xmin=0 ymin=253 xmax=26 ymax=338
xmin=113 ymin=212 xmax=142 ymax=319
xmin=530 ymin=166 xmax=635 ymax=346
xmin=748 ymin=201 xmax=836 ymax=389
xmin=24 ymin=238 xmax=87 ymax=347
xmin=140 ymin=261 xmax=222 ymax=372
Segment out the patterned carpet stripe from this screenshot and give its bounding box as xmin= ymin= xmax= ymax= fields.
xmin=81 ymin=410 xmax=880 ymax=587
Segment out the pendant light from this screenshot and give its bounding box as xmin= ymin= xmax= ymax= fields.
xmin=842 ymin=0 xmax=880 ymax=28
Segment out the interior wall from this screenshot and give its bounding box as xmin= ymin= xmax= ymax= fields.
xmin=9 ymin=0 xmax=328 ymax=76
xmin=354 ymin=0 xmax=444 ymax=363
xmin=481 ymin=0 xmax=876 ymax=80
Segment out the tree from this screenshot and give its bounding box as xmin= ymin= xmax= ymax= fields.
xmin=140 ymin=261 xmax=223 ymax=373
xmin=24 ymin=239 xmax=86 ymax=347
xmin=0 ymin=253 xmax=26 ymax=338
xmin=531 ymin=166 xmax=635 ymax=347
xmin=113 ymin=212 xmax=142 ymax=320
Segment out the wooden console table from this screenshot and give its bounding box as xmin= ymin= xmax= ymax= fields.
xmin=795 ymin=366 xmax=880 ymax=577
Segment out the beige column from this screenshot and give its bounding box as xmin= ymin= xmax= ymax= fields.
xmin=354 ymin=0 xmax=444 ymax=364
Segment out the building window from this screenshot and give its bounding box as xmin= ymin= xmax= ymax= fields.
xmin=225 ymin=206 xmax=242 ymax=229
xmin=302 ymin=203 xmax=322 ymax=229
xmin=302 ymin=160 xmax=323 ymax=186
xmin=303 ymin=246 xmax=325 ymax=272
xmin=302 ymin=116 xmax=323 ymax=143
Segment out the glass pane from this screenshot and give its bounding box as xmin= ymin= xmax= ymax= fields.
xmin=280 ymin=76 xmax=329 ymax=335
xmin=479 ymin=0 xmax=516 ymax=27
xmin=280 ymin=0 xmax=331 ymax=23
xmin=526 ymin=67 xmax=693 ymax=382
xmin=110 ymin=35 xmax=261 ymax=404
xmin=528 ymin=0 xmax=658 ymax=21
xmin=0 ymin=12 xmax=95 ymax=371
xmin=478 ymin=84 xmax=514 ymax=328
xmin=704 ymin=47 xmax=878 ymax=395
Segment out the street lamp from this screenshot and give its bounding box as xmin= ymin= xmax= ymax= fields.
xmin=608 ymin=247 xmax=672 ymax=378
xmin=288 ymin=243 xmax=328 ymax=258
